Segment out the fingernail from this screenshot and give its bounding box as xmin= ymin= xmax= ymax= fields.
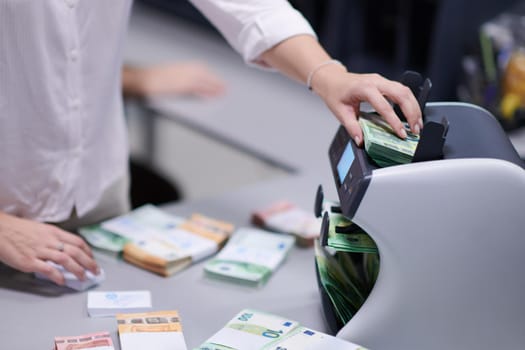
xmin=413 ymin=123 xmax=420 ymax=135
xmin=354 ymin=136 xmax=361 ymax=145
xmin=399 ymin=128 xmax=407 ymax=139
xmin=419 ymin=118 xmax=424 ymax=129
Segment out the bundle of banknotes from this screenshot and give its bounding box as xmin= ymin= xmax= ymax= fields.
xmin=195 ymin=309 xmax=368 ymax=350
xmin=54 ymin=310 xmax=188 ymax=350
xmin=54 ymin=331 xmax=115 ymax=350
xmin=87 ymin=290 xmax=152 ymax=318
xmin=315 ymin=199 xmax=380 ymax=326
xmin=204 ymin=227 xmax=295 ymax=287
xmin=80 ymin=205 xmax=234 ymax=276
xmin=35 ymin=261 xmax=106 ymax=291
xmin=359 ymin=112 xmax=419 ymax=167
xmin=117 ymin=310 xmax=188 ymax=350
xmin=251 ymin=200 xmax=321 ymax=247
xmin=79 ymin=224 xmax=130 ymax=256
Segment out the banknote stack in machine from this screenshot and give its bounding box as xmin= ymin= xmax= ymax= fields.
xmin=315 ymin=197 xmax=380 ymax=326
xmin=195 ymin=309 xmax=368 ymax=350
xmin=359 ymin=112 xmax=419 ymax=167
xmin=204 ymin=227 xmax=295 ymax=287
xmin=99 ymin=205 xmax=234 ymax=276
xmin=117 ymin=310 xmax=187 ymax=350
xmin=54 ymin=331 xmax=114 ymax=350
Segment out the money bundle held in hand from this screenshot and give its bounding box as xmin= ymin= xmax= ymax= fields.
xmin=359 ymin=112 xmax=419 ymax=167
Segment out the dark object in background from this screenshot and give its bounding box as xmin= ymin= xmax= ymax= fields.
xmin=129 ymin=158 xmax=182 ymax=209
xmin=137 ymin=0 xmax=519 ymax=101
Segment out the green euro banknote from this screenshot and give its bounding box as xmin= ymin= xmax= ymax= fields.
xmin=327 ymin=213 xmax=378 ymax=254
xmin=316 ymin=199 xmax=380 ymax=326
xmin=195 ymin=309 xmax=368 ymax=350
xmin=79 ymin=224 xmax=130 ymax=255
xmin=315 ymin=242 xmax=368 ymax=324
xmin=359 ymin=112 xmax=419 ymax=167
xmin=204 ymin=228 xmax=295 ymax=287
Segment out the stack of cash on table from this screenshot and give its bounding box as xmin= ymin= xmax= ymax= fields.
xmin=117 ymin=310 xmax=187 ymax=350
xmin=359 ymin=112 xmax=419 ymax=167
xmin=251 ymin=200 xmax=321 ymax=247
xmin=80 ymin=205 xmax=234 ymax=276
xmin=204 ymin=227 xmax=295 ymax=287
xmin=54 ymin=331 xmax=114 ymax=350
xmin=195 ymin=309 xmax=368 ymax=350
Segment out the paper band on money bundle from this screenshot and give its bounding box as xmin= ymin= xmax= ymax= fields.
xmin=100 ymin=205 xmax=234 ymax=276
xmin=359 ymin=112 xmax=419 ymax=167
xmin=251 ymin=200 xmax=321 ymax=247
xmin=204 ymin=227 xmax=295 ymax=287
xmin=195 ymin=309 xmax=368 ymax=350
xmin=117 ymin=310 xmax=187 ymax=350
xmin=54 ymin=331 xmax=114 ymax=350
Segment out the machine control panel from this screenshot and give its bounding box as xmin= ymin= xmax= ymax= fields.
xmin=328 ymin=126 xmax=374 ymax=218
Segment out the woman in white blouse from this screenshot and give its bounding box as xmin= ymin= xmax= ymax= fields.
xmin=0 ymin=0 xmax=421 ymax=285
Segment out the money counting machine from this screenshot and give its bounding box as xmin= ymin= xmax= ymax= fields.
xmin=315 ymin=77 xmax=525 ymax=349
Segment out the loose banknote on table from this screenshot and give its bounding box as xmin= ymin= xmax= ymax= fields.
xmin=195 ymin=309 xmax=368 ymax=350
xmin=251 ymin=200 xmax=321 ymax=247
xmin=54 ymin=331 xmax=114 ymax=350
xmin=359 ymin=112 xmax=419 ymax=167
xmin=99 ymin=205 xmax=234 ymax=276
xmin=204 ymin=227 xmax=295 ymax=287
xmin=117 ymin=310 xmax=187 ymax=350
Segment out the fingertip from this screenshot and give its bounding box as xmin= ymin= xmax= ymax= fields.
xmin=91 ymin=262 xmax=101 ymax=276
xmin=75 ymin=270 xmax=87 ymax=281
xmin=398 ymin=128 xmax=408 ymax=139
xmin=50 ymin=270 xmax=65 ymax=286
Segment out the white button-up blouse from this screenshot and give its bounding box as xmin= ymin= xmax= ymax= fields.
xmin=0 ymin=0 xmax=315 ymax=222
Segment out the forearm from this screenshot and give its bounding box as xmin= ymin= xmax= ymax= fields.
xmin=260 ymin=34 xmax=421 ymax=144
xmin=260 ymin=34 xmax=346 ymax=89
xmin=122 ymin=65 xmax=145 ymax=98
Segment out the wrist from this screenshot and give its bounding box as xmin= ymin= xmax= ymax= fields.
xmin=308 ymin=61 xmax=347 ymax=96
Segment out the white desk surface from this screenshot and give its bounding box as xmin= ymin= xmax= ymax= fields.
xmin=124 ymin=3 xmax=340 ymax=175
xmin=0 ymin=173 xmax=339 ymax=349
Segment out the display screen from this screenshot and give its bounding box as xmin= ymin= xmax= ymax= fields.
xmin=337 ymin=142 xmax=354 ymax=183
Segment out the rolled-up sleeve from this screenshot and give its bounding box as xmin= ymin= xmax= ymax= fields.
xmin=189 ymin=0 xmax=317 ymax=68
